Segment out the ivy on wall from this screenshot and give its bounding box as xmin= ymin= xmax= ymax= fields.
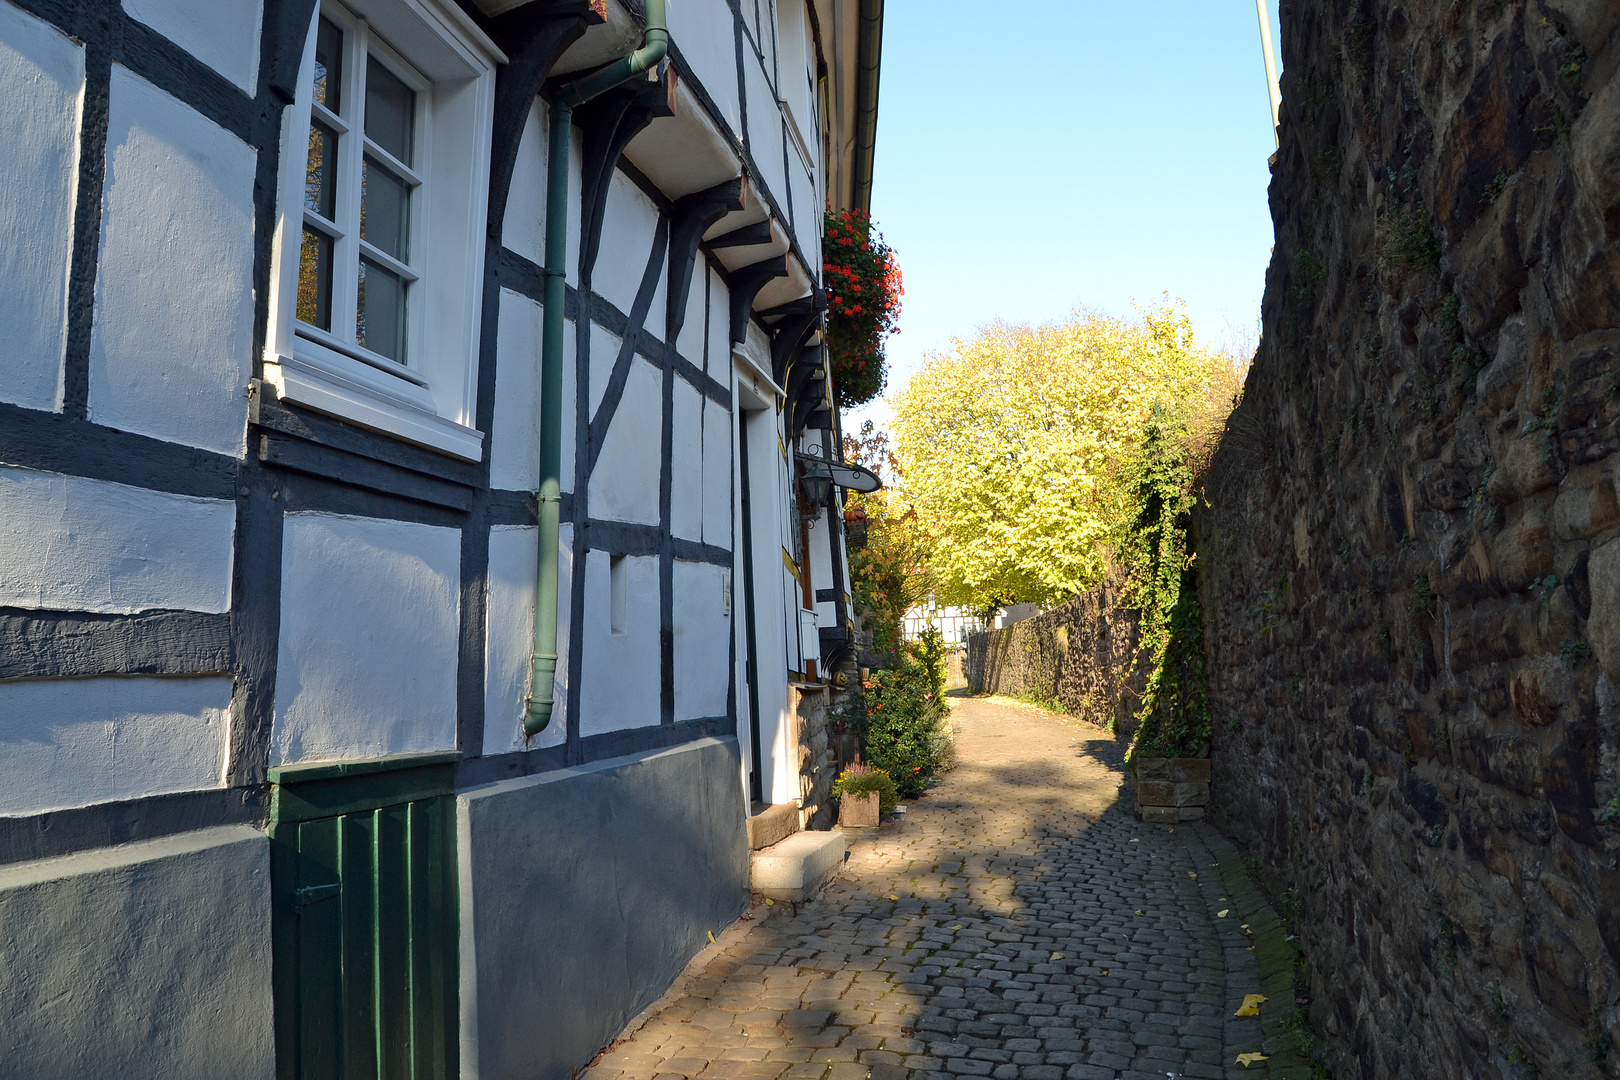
xmin=1119 ymin=404 xmax=1213 ymax=762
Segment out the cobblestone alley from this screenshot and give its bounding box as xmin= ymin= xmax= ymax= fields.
xmin=582 ymin=696 xmax=1300 ymax=1080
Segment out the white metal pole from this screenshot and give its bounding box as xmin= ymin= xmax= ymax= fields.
xmin=1255 ymin=0 xmax=1282 ymax=148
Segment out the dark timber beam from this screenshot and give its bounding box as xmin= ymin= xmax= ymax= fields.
xmin=263 ymin=0 xmax=320 ymax=103
xmin=576 ymin=74 xmax=674 ymax=285
xmin=770 ymin=309 xmax=819 ymax=386
xmin=707 ymin=220 xmax=773 ymax=250
xmin=484 ymin=2 xmax=602 ymax=245
xmin=665 ymin=178 xmax=743 ymax=345
xmin=728 ymin=256 xmax=788 ymax=344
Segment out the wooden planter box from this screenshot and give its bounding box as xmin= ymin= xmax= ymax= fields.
xmin=838 ymin=791 xmax=880 ymax=828
xmin=1132 ymin=757 xmax=1210 ymax=823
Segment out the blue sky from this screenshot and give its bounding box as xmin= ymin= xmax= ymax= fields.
xmin=851 ymin=0 xmax=1283 ymax=429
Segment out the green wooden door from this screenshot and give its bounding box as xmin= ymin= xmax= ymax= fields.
xmin=269 ymin=753 xmax=460 ymax=1080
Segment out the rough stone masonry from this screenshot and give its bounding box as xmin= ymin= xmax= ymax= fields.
xmin=1196 ymin=2 xmax=1620 ymax=1077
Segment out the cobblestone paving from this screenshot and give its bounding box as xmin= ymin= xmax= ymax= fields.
xmin=584 ymin=696 xmax=1277 ymax=1080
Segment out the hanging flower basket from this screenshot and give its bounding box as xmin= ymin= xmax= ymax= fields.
xmin=824 ymin=208 xmax=902 ymax=410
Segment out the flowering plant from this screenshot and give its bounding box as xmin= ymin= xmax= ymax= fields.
xmin=824 ymin=207 xmax=902 ymax=409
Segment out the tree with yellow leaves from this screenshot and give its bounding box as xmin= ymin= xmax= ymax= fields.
xmin=889 ymin=300 xmax=1238 ymax=614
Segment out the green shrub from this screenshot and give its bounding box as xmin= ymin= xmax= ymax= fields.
xmin=832 ymin=763 xmax=898 ymax=815
xmin=915 ymin=625 xmax=947 ymax=698
xmin=861 ymin=642 xmax=950 ymax=797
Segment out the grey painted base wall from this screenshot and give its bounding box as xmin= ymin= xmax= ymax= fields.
xmin=459 ymin=736 xmax=750 ymax=1080
xmin=0 ymin=825 xmax=275 ymax=1080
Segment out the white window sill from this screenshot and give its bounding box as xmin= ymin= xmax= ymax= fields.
xmin=265 ymin=348 xmax=485 ymax=461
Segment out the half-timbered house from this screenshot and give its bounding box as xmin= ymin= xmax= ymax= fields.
xmin=0 ymin=0 xmax=882 ymax=1074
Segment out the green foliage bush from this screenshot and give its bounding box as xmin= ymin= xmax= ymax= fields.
xmin=860 ymin=639 xmax=950 ymax=798
xmin=832 ymin=763 xmax=898 ymax=815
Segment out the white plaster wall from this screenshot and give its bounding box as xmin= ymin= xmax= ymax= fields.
xmin=674 ymin=257 xmax=708 ymax=367
xmin=670 ymin=379 xmax=703 ymax=542
xmin=122 ymin=0 xmax=261 ymax=94
xmin=489 ymin=291 xmax=576 ymax=494
xmin=667 ymin=0 xmax=740 ymax=136
xmin=595 ymin=171 xmax=666 ymax=340
xmin=672 ymin=560 xmax=730 ymax=721
xmin=578 ymin=550 xmax=659 ymax=734
xmin=0 ymin=2 xmax=81 ymax=414
xmin=272 ymin=512 xmax=461 ymax=764
xmin=788 ymin=158 xmax=817 ymax=259
xmin=502 ymin=104 xmax=582 ymax=286
xmin=0 ymin=675 xmax=232 ymax=815
xmin=483 ymin=523 xmax=570 ymax=754
xmin=591 ymin=357 xmax=661 ymax=526
xmin=707 ymin=268 xmax=730 ymax=376
xmin=90 ymin=67 xmax=256 ymax=457
xmin=743 ymin=55 xmax=785 ymax=215
xmin=588 ymin=322 xmax=622 ymax=417
xmin=703 ymin=398 xmax=733 ymax=547
xmin=0 ymin=465 xmax=235 ymax=613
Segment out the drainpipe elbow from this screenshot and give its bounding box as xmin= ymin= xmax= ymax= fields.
xmin=524 ymin=652 xmax=559 ymax=735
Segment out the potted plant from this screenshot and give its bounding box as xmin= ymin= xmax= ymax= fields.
xmin=833 ymin=763 xmax=897 ymax=828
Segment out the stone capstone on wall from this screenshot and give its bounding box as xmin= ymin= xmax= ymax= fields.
xmin=965 ymin=569 xmax=1144 ymax=738
xmin=1196 ymin=3 xmax=1620 ymax=1076
xmin=0 ymin=825 xmax=274 ymax=1080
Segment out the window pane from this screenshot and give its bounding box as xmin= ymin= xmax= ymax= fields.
xmin=356 ymin=257 xmax=406 ymax=362
xmin=360 ymin=157 xmax=409 ymax=260
xmin=305 ymin=120 xmax=338 ymax=219
xmin=297 ymin=227 xmax=333 ymax=330
xmin=314 ymin=17 xmax=342 ymax=113
xmin=364 ymin=58 xmax=414 ymax=165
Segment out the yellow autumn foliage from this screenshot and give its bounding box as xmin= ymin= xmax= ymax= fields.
xmin=890 ymin=300 xmax=1241 ymax=611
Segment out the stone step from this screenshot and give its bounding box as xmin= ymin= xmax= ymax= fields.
xmin=746 ymin=802 xmax=800 ymax=851
xmin=749 ymin=829 xmax=845 ymax=902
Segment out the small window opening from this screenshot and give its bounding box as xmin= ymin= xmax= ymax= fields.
xmin=610 ymin=554 xmax=628 ymax=636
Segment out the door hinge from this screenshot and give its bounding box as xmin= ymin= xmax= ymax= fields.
xmin=293 ymin=881 xmax=341 ymax=912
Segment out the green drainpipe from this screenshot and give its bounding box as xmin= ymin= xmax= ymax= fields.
xmin=526 ymin=0 xmax=670 ymax=736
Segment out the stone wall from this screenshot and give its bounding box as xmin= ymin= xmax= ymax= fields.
xmin=1196 ymin=3 xmax=1620 ymax=1076
xmin=965 ymin=570 xmax=1143 ymax=737
xmin=796 ymin=686 xmax=837 ymax=829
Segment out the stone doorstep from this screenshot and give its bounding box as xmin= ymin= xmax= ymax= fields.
xmin=749 ymin=829 xmax=846 ymax=902
xmin=746 ymin=803 xmax=801 ymax=851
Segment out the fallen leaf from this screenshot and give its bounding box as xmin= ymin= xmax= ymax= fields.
xmin=1235 ymin=1052 xmax=1268 ymax=1067
xmin=765 ymin=898 xmax=774 ymax=905
xmin=1134 ymin=909 xmax=1145 ymax=917
xmin=1187 ymin=872 xmax=1198 ymax=879
xmin=1234 ymin=993 xmax=1267 ymax=1017
xmin=1130 ymin=839 xmax=1140 ymax=843
xmin=707 ymin=931 xmax=716 ymax=944
xmin=1101 ymin=969 xmax=1110 ymax=975
xmin=1049 ymin=952 xmax=1064 ymax=961
xmin=1218 ymin=910 xmax=1229 ymax=918
xmin=887 ymin=895 xmax=899 ymax=901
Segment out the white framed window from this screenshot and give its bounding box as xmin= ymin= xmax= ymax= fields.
xmin=265 ymin=0 xmax=504 ymax=460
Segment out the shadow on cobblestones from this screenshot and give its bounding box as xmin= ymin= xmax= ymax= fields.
xmin=582 ymin=697 xmax=1276 ymax=1080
